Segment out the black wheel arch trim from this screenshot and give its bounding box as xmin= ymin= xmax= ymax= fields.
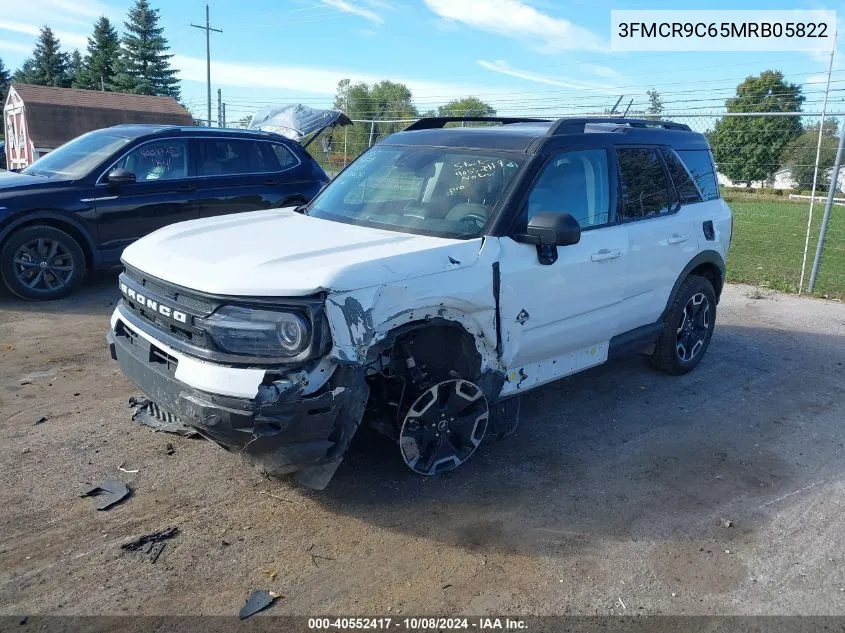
xmin=661 ymin=250 xmax=725 ymax=322
xmin=0 ymin=211 xmax=100 ymax=267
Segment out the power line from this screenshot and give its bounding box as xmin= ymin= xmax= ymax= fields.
xmin=190 ymin=4 xmax=222 ymax=126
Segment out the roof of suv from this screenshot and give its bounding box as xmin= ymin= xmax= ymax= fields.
xmin=382 ymin=117 xmax=710 ymax=153
xmin=103 ymin=124 xmax=295 ymax=143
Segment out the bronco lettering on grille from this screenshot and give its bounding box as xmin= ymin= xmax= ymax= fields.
xmin=120 ymin=281 xmax=187 ymax=323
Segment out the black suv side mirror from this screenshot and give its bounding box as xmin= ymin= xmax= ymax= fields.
xmin=107 ymin=168 xmax=136 ymax=185
xmin=514 ymin=212 xmax=581 ymax=266
xmin=520 ymin=211 xmax=581 ymax=246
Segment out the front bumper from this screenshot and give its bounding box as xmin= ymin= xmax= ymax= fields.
xmin=107 ymin=315 xmax=368 ymax=487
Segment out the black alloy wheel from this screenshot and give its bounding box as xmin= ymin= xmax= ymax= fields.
xmin=399 ymin=378 xmax=489 ymax=476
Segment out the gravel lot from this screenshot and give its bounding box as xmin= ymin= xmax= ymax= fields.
xmin=1 ymin=274 xmax=844 ymax=617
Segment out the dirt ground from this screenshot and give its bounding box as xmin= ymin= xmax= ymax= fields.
xmin=1 ymin=273 xmax=845 ymax=617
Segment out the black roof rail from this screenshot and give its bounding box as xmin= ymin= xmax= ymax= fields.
xmin=549 ymin=117 xmax=692 ymax=135
xmin=404 ymin=116 xmax=552 ymax=131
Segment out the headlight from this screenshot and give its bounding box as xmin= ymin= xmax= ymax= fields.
xmin=202 ymin=306 xmax=311 ymax=358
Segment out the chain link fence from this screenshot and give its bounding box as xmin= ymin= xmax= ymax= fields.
xmin=304 ymin=112 xmax=845 ymax=298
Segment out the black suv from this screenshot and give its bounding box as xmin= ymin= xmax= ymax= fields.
xmin=0 ymin=125 xmax=329 ymax=300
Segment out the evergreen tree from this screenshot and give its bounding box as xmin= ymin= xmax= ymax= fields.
xmin=0 ymin=56 xmax=11 ymax=103
xmin=78 ymin=16 xmax=120 ymax=90
xmin=13 ymin=26 xmax=71 ymax=87
xmin=113 ymin=0 xmax=180 ymax=98
xmin=645 ymin=88 xmax=663 ymax=117
xmin=70 ymin=50 xmax=84 ymax=88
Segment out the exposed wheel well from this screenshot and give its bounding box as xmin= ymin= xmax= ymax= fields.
xmin=689 ymin=262 xmax=723 ymax=299
xmin=1 ymin=219 xmax=94 ymax=269
xmin=363 ymin=321 xmax=484 ymax=440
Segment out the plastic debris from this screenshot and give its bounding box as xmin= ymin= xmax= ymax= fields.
xmin=239 ymin=590 xmax=278 ymax=620
xmin=122 ymin=527 xmax=179 ymax=563
xmin=80 ymin=480 xmax=131 ymax=511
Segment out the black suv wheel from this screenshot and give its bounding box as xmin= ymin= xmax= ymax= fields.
xmin=650 ymin=275 xmax=717 ymax=375
xmin=1 ymin=226 xmax=86 ymax=300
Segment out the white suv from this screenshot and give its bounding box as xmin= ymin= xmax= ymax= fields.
xmin=107 ymin=117 xmax=732 ymax=489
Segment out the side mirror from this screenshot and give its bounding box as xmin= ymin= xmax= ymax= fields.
xmin=524 ymin=211 xmax=581 ymax=246
xmin=107 ymin=168 xmax=136 ymax=185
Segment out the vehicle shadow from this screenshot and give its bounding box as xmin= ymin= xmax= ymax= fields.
xmin=315 ymin=324 xmax=845 ymax=555
xmin=0 ymin=269 xmax=120 ymax=317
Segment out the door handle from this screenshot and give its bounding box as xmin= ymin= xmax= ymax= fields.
xmin=264 ymin=179 xmax=280 ymax=186
xmin=176 ymin=183 xmax=197 ymax=193
xmin=590 ymin=248 xmax=622 ymax=262
xmin=667 ymin=233 xmax=689 ymax=245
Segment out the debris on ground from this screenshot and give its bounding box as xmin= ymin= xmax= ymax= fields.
xmin=80 ymin=480 xmax=131 ymax=511
xmin=164 ymin=443 xmax=175 ymax=455
xmin=258 ymin=490 xmax=299 ymax=504
xmin=129 ymin=396 xmax=200 ymax=437
xmin=309 ymin=552 xmax=335 ymax=568
xmin=34 ymin=414 xmax=48 ymax=425
xmin=721 ymin=519 xmax=733 ymax=528
xmin=263 ymin=568 xmax=277 ymax=581
xmin=118 ymin=462 xmax=140 ymax=474
xmin=239 ymin=590 xmax=279 ymax=619
xmin=121 ymin=527 xmax=179 ymax=563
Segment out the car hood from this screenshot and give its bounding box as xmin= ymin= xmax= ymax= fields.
xmin=0 ymin=170 xmax=68 ymax=192
xmin=121 ymin=208 xmax=482 ymax=297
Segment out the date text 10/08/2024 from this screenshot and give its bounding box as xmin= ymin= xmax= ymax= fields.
xmin=307 ymin=617 xmax=528 ymax=630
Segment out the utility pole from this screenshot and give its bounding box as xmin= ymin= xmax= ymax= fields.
xmin=222 ymin=103 xmax=226 ymax=128
xmin=191 ymin=4 xmax=222 ymax=127
xmin=216 ymin=89 xmax=221 ymax=127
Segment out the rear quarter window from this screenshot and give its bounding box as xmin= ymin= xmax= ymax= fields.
xmin=676 ymin=150 xmax=719 ymax=201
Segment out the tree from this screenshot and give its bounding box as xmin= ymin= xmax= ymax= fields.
xmin=113 ymin=0 xmax=180 ymax=98
xmin=70 ymin=50 xmax=84 ymax=88
xmin=709 ymin=70 xmax=805 ymax=185
xmin=645 ymin=89 xmax=663 ymax=117
xmin=13 ymin=26 xmax=71 ymax=87
xmin=0 ymin=56 xmax=10 ymax=103
xmin=78 ymin=16 xmax=120 ymax=90
xmin=437 ymin=96 xmax=496 ymax=118
xmin=333 ymin=78 xmax=418 ymax=158
xmin=781 ymin=120 xmax=839 ymax=191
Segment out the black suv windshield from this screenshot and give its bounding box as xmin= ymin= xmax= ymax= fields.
xmin=308 ymin=145 xmax=524 ymax=239
xmin=22 ymin=131 xmax=134 ymax=179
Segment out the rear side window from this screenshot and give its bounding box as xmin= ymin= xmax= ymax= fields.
xmin=616 ymin=148 xmax=671 ymax=220
xmin=267 ymin=143 xmax=300 ymax=171
xmin=197 ymin=139 xmax=268 ymax=176
xmin=676 ymin=150 xmax=719 ymax=201
xmin=661 ymin=148 xmax=703 ymax=204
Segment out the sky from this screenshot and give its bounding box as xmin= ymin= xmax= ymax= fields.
xmin=0 ymin=0 xmax=843 ymax=125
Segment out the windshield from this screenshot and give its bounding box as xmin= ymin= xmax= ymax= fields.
xmin=308 ymin=145 xmax=524 ymax=239
xmin=22 ymin=131 xmax=134 ymax=179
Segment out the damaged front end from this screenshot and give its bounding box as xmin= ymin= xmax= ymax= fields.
xmin=108 ymin=268 xmax=370 ymax=489
xmin=109 ymin=321 xmax=369 ymax=489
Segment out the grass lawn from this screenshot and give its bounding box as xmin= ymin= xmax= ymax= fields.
xmin=726 ymin=197 xmax=845 ymax=297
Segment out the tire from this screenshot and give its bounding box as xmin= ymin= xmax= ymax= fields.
xmin=650 ymin=275 xmax=717 ymax=375
xmin=0 ymin=226 xmax=86 ymax=300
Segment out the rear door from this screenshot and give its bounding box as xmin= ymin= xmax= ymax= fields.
xmin=615 ymin=146 xmax=700 ymax=332
xmin=193 ymin=138 xmax=314 ymax=218
xmin=94 ymin=137 xmax=197 ymax=265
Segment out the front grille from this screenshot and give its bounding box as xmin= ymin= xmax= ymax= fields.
xmin=124 ymin=267 xmax=216 ymax=313
xmin=120 ymin=267 xmax=220 ymax=352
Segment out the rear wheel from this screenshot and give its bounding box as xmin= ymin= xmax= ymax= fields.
xmin=0 ymin=226 xmax=86 ymax=300
xmin=650 ymin=275 xmax=717 ymax=375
